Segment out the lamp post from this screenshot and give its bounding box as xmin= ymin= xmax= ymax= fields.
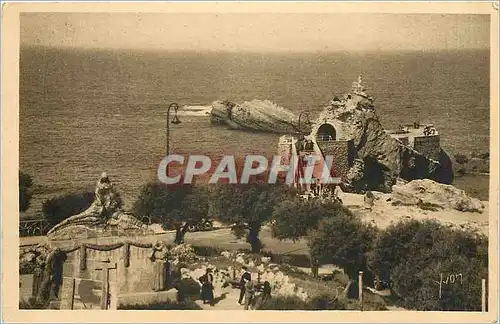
xmin=166 ymin=102 xmax=182 ymax=176
xmin=297 ymin=111 xmax=311 ymax=134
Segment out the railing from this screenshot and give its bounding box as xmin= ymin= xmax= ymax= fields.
xmin=19 ymin=219 xmax=52 ymax=237
xmin=316 ymin=135 xmax=336 ymax=142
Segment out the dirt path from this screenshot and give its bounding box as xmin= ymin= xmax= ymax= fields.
xmin=195 ymin=287 xmax=244 ymax=310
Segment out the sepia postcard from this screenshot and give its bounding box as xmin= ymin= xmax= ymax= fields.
xmin=1 ymin=1 xmax=499 ymax=323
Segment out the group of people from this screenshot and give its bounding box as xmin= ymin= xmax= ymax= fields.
xmin=423 ymin=124 xmax=437 ymax=136
xmin=238 ymin=266 xmax=272 ymax=310
xmin=198 ymin=266 xmax=272 ymax=309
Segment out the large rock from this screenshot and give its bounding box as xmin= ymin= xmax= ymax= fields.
xmin=454 ymin=152 xmax=490 ymax=175
xmin=210 ymin=99 xmax=307 ymax=134
xmin=316 ymin=89 xmax=453 ymax=192
xmin=390 ymin=179 xmax=484 ymax=213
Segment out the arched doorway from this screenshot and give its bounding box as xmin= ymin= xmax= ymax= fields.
xmin=316 ymin=123 xmax=336 ymax=141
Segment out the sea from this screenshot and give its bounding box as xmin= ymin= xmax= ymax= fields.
xmin=19 ymin=46 xmax=491 ymax=215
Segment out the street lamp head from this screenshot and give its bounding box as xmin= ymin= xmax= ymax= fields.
xmin=168 ymin=102 xmax=182 ymax=124
xmin=171 ymin=116 xmax=181 ymax=124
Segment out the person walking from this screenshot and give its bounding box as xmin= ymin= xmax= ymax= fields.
xmin=244 ymin=280 xmax=256 ymax=310
xmin=261 ymin=281 xmax=272 ymax=304
xmin=199 ymin=268 xmax=214 ymax=306
xmin=238 ymin=266 xmax=251 ymax=305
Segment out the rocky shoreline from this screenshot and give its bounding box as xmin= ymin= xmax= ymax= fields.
xmin=453 ymin=151 xmax=490 ymax=176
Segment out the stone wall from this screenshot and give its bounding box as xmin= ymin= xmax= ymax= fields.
xmin=20 ymin=238 xmax=182 ymax=309
xmin=413 ymin=135 xmax=441 ymax=161
xmin=61 ymin=243 xmax=156 ymax=296
xmin=316 ymin=140 xmax=354 ymax=181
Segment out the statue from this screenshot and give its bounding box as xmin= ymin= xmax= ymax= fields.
xmin=46 ymin=173 xmax=152 ymax=240
xmin=150 ymin=241 xmax=170 ymax=292
xmin=47 ymin=172 xmax=120 ymax=235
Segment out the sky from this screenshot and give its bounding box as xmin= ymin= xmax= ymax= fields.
xmin=20 ymin=13 xmax=490 ymax=52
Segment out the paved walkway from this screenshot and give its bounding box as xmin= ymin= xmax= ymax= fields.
xmin=195 ymin=287 xmax=245 ymax=310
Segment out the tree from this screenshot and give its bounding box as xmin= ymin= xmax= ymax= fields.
xmin=272 ymin=198 xmax=351 ymax=242
xmin=369 ymin=219 xmax=488 ymax=311
xmin=42 ymin=191 xmax=96 ymax=226
xmin=132 ymin=182 xmax=209 ymax=244
xmin=19 ymin=171 xmax=34 ymax=212
xmin=209 ymin=182 xmax=293 ymax=253
xmin=307 ymin=214 xmax=377 ymax=280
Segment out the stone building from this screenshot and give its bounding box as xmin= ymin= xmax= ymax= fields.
xmin=386 ymin=124 xmax=441 ymax=161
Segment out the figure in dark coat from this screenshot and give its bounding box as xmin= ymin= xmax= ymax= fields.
xmin=200 ymin=268 xmax=214 ymax=305
xmin=238 ymin=266 xmax=251 ymax=305
xmin=261 ymin=281 xmax=272 ymax=304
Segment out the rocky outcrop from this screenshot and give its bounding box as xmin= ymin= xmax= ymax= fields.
xmin=210 ymin=99 xmax=308 ymax=134
xmin=46 ymin=173 xmax=153 ymax=241
xmin=390 ymin=179 xmax=484 ymax=213
xmin=317 ymin=87 xmax=453 ymax=192
xmin=454 ymin=152 xmax=490 ymax=175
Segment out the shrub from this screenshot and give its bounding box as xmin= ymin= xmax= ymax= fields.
xmin=272 ymin=198 xmax=350 ymax=242
xmin=192 ymin=245 xmax=223 ymax=257
xmin=19 ymin=297 xmax=49 ymax=309
xmin=370 ymin=219 xmax=488 ymax=311
xmin=308 ymin=214 xmax=378 ymax=280
xmin=19 ymin=172 xmax=34 ymax=212
xmin=132 ymin=183 xmax=208 ymax=244
xmin=260 ymin=251 xmax=311 ymax=268
xmin=454 ymin=154 xmax=469 ymax=165
xmin=42 ymin=191 xmax=95 ymax=226
xmin=176 ymin=278 xmax=201 ymax=302
xmin=256 ymin=295 xmax=310 ymax=310
xmin=308 ymin=293 xmax=347 ymax=310
xmin=362 ymin=293 xmax=389 ymax=311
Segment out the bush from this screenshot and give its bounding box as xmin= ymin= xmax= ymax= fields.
xmin=454 ymin=154 xmax=469 ymax=165
xmin=192 ymin=245 xmax=223 ymax=257
xmin=176 ymin=278 xmax=201 ymax=302
xmin=19 ymin=172 xmax=34 ymax=212
xmin=19 ymin=297 xmax=49 ymax=309
xmin=118 ymin=300 xmax=201 ymax=310
xmin=370 ymin=219 xmax=488 ymax=311
xmin=308 ymin=293 xmax=347 ymax=310
xmin=362 ymin=293 xmax=389 ymax=311
xmin=132 ymin=183 xmax=209 ymax=244
xmin=308 ymin=213 xmax=377 ymax=279
xmin=256 ymin=295 xmax=310 ymax=310
xmin=42 ymin=191 xmax=96 ymax=226
xmin=272 ymin=198 xmax=350 ymax=242
xmin=256 ymin=294 xmax=351 ymax=310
